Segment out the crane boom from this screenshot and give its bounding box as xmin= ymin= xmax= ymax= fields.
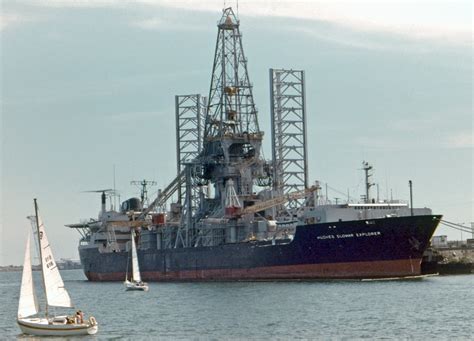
xmin=137 ymin=169 xmax=186 ymax=220
xmin=242 ymin=186 xmax=316 ymax=214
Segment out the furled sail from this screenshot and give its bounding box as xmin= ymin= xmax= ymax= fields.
xmin=131 ymin=230 xmax=141 ymax=282
xmin=18 ymin=230 xmax=39 ymax=318
xmin=29 ymin=213 xmax=73 ymax=308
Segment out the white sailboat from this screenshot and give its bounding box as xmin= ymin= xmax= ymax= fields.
xmin=124 ymin=229 xmax=149 ymax=291
xmin=17 ymin=199 xmax=98 ymax=336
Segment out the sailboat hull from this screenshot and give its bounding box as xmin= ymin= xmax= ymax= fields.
xmin=124 ymin=280 xmax=149 ymax=291
xmin=17 ymin=317 xmax=98 ymax=336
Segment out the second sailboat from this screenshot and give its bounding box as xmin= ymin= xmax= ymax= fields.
xmin=124 ymin=230 xmax=149 ymax=291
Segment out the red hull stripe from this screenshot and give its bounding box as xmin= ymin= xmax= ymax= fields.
xmin=86 ymin=258 xmax=422 ymax=281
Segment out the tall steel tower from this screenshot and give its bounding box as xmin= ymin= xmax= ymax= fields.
xmin=270 ymin=68 xmax=308 ymax=212
xmin=175 ymin=94 xmax=206 ymax=207
xmin=205 ymin=7 xmax=260 ymax=138
xmin=199 ymin=7 xmax=268 ymax=211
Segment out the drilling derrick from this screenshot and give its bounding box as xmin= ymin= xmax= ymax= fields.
xmin=205 ymin=7 xmax=260 ymax=138
xmin=199 ymin=7 xmax=269 ymax=218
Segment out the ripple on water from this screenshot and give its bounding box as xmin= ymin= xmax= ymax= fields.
xmin=1 ymin=271 xmax=473 ymax=339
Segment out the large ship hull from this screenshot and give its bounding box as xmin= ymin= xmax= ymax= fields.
xmin=80 ymin=215 xmax=441 ymax=281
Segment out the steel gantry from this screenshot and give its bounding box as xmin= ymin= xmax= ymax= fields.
xmin=175 ymin=94 xmax=207 ymax=247
xmin=175 ymin=94 xmax=207 ymax=206
xmin=270 ymin=68 xmax=308 ymax=212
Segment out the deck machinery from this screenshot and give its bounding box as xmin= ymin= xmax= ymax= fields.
xmin=142 ymin=7 xmax=307 ymax=250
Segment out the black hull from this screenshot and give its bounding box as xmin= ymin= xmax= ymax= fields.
xmin=80 ymin=215 xmax=441 ymax=281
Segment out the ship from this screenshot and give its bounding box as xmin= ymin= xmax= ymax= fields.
xmin=67 ymin=8 xmax=441 ymax=281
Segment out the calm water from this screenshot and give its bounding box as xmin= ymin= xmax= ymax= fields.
xmin=1 ymin=269 xmax=472 ymax=340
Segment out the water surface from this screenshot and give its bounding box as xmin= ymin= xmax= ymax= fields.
xmin=1 ymin=270 xmax=472 ymax=339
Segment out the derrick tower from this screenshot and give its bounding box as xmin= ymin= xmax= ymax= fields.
xmin=199 ymin=7 xmax=269 ymax=213
xmin=205 ymin=7 xmax=260 ymax=138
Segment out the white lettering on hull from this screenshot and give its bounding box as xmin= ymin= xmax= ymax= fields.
xmin=317 ymin=231 xmax=381 ymax=240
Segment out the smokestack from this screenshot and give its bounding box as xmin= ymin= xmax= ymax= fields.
xmin=101 ymin=192 xmax=106 ymax=213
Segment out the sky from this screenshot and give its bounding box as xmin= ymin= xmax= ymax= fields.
xmin=0 ymin=0 xmax=472 ymax=265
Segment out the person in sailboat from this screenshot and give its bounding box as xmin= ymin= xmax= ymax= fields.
xmin=75 ymin=310 xmax=84 ymax=324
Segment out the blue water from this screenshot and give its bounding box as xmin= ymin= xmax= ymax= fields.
xmin=1 ymin=270 xmax=472 ymax=339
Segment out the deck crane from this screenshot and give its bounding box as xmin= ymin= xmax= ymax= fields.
xmin=242 ymin=186 xmax=317 ymax=215
xmin=136 ymin=169 xmax=186 ymax=220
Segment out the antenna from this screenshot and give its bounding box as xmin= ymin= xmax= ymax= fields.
xmin=131 ymin=180 xmax=157 ymax=206
xmin=409 ymin=180 xmax=413 ymax=216
xmin=361 ymin=161 xmax=375 ymax=203
xmin=113 ymin=165 xmax=116 ymax=210
xmin=325 ymin=183 xmax=328 ymax=204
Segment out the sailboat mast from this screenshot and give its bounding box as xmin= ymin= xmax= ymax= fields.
xmin=33 ymin=198 xmax=48 ymax=317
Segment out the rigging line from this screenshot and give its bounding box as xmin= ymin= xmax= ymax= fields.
xmin=440 ymin=220 xmax=472 ymax=230
xmin=440 ymin=220 xmax=472 ymax=232
xmin=439 ymin=222 xmax=473 ymax=234
xmin=441 ymin=219 xmax=472 ymax=229
xmin=319 ymin=181 xmax=356 ymax=201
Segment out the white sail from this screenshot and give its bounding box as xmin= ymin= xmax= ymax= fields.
xmin=131 ymin=230 xmax=141 ymax=282
xmin=29 ymin=214 xmax=73 ymax=308
xmin=18 ymin=231 xmax=39 ymax=319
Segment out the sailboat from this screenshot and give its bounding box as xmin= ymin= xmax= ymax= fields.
xmin=124 ymin=229 xmax=149 ymax=291
xmin=17 ymin=199 xmax=98 ymax=336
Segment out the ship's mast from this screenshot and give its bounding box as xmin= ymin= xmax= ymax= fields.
xmin=33 ymin=199 xmax=48 ymax=317
xmin=131 ymin=179 xmax=157 ymax=206
xmin=362 ymin=161 xmax=374 ymax=203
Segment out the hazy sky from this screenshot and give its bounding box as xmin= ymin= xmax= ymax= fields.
xmin=1 ymin=0 xmax=472 ymax=265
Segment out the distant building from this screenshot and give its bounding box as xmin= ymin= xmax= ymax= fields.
xmin=432 ymin=235 xmax=448 ymax=248
xmin=56 ymin=258 xmax=82 ymax=270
